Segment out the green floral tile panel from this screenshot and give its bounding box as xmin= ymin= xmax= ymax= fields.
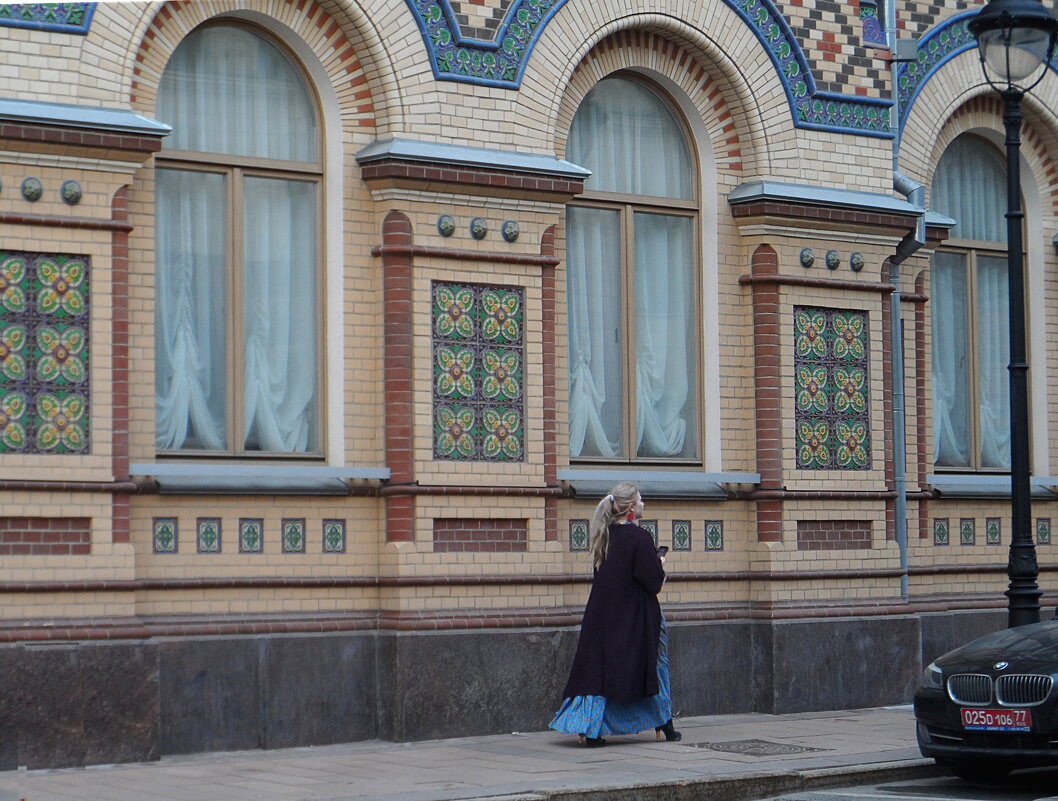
xmin=793 ymin=307 xmax=870 ymax=470
xmin=1038 ymin=518 xmax=1051 ymax=546
xmin=569 ymin=519 xmax=588 ymax=552
xmin=432 ymin=281 xmax=524 ymax=461
xmin=0 ymin=252 xmax=90 ymax=454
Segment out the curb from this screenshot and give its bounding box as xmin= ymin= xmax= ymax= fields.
xmin=513 ymin=758 xmax=942 ymax=801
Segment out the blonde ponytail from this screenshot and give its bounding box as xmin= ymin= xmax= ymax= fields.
xmin=587 ymin=481 xmax=639 ymax=569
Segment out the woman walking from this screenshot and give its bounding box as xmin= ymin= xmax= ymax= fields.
xmin=550 ymin=481 xmax=681 ymax=746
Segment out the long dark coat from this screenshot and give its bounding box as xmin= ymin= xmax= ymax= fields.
xmin=561 ymin=522 xmax=665 ymax=703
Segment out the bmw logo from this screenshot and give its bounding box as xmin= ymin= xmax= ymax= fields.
xmin=994 ymin=661 xmax=1010 ymax=670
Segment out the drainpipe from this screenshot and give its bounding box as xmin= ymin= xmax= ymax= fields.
xmin=888 ymin=17 xmax=927 ymax=602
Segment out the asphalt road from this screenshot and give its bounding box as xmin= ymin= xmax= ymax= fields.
xmin=762 ymin=769 xmax=1058 ymax=801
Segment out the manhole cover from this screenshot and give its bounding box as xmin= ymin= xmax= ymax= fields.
xmin=691 ymin=738 xmax=828 ymax=757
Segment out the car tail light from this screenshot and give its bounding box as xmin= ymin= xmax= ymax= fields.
xmin=947 ymin=673 xmax=992 ymax=704
xmin=996 ymin=674 xmax=1053 ymax=706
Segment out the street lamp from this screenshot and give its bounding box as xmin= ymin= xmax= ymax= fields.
xmin=969 ymin=0 xmax=1058 ymax=627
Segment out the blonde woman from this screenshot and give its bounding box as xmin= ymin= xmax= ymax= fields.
xmin=550 ymin=482 xmax=680 ymax=746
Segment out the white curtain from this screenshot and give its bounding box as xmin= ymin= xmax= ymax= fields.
xmin=568 ymin=77 xmax=692 ymax=200
xmin=566 ymin=77 xmax=696 ymax=459
xmin=242 ymin=177 xmax=318 ymax=452
xmin=157 ymin=25 xmax=316 ymax=162
xmin=155 ymin=169 xmax=227 ymax=450
xmin=154 ymin=24 xmax=319 ymax=453
xmin=634 ymin=212 xmax=694 ymax=458
xmin=976 ymin=255 xmax=1010 ymax=467
xmin=566 ymin=206 xmax=623 ymax=457
xmin=930 ymin=135 xmax=1011 ymax=468
xmin=931 ymin=252 xmax=970 ymax=467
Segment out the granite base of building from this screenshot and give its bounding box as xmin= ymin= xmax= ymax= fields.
xmin=0 ymin=610 xmax=1006 ymax=770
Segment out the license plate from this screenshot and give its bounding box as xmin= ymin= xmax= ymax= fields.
xmin=961 ymin=707 xmax=1032 ymax=732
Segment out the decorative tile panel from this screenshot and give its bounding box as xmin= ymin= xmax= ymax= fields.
xmin=196 ymin=518 xmax=221 ymax=553
xmin=705 ymin=521 xmax=724 ymax=551
xmin=432 ymin=281 xmax=524 ymax=462
xmin=239 ymin=518 xmax=263 ymax=553
xmin=569 ymin=519 xmax=588 ymax=552
xmin=933 ymin=518 xmax=949 ymax=546
xmin=1037 ymin=518 xmax=1051 ymax=546
xmin=323 ymin=519 xmax=346 ymax=553
xmin=986 ymin=517 xmax=1001 ymax=546
xmin=858 ymin=0 xmax=888 ymax=49
xmin=672 ymin=520 xmax=691 ymax=552
xmin=0 ymin=3 xmax=95 ymax=34
xmin=794 ymin=307 xmax=870 ymax=470
xmin=640 ymin=520 xmax=658 ymax=548
xmin=153 ymin=517 xmax=178 ymax=554
xmin=0 ymin=252 xmax=90 ymax=454
xmin=282 ymin=518 xmax=306 ymax=554
xmin=959 ymin=518 xmax=975 ymax=547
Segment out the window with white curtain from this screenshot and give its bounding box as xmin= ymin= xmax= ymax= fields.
xmin=154 ymin=23 xmax=321 ymax=454
xmin=565 ymin=76 xmax=699 ymax=461
xmin=931 ymin=134 xmax=1018 ymax=470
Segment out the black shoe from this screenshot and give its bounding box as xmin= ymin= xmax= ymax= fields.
xmin=583 ymin=736 xmax=607 ymax=747
xmin=655 ymin=720 xmax=682 ymax=742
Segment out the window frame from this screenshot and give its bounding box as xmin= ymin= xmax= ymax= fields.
xmin=565 ymin=73 xmax=703 ymax=465
xmin=154 ymin=21 xmax=326 ymax=459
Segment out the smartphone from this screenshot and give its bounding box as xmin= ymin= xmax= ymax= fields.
xmin=657 ymin=545 xmax=669 ymax=557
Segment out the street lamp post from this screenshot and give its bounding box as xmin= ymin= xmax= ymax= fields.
xmin=969 ymin=0 xmax=1058 ymax=628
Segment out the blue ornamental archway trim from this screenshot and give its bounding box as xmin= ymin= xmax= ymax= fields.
xmin=405 ymin=0 xmax=894 ymax=137
xmin=0 ymin=2 xmax=95 ymax=34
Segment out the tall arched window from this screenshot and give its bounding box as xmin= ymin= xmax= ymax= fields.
xmin=154 ymin=23 xmax=321 ymax=454
xmin=931 ymin=134 xmax=1014 ymax=470
xmin=565 ymin=76 xmax=699 ymax=461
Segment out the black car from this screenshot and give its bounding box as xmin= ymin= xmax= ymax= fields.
xmin=914 ymin=618 xmax=1058 ymax=781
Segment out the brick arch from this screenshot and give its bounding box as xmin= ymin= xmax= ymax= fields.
xmin=554 ymin=29 xmax=748 ymax=177
xmin=128 ymin=0 xmax=390 ymax=131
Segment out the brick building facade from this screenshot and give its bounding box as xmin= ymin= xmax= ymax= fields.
xmin=1 ymin=0 xmax=1057 ymax=769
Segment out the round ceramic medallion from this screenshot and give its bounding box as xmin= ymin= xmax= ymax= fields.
xmin=799 ymin=248 xmax=814 ymax=268
xmin=61 ymin=180 xmax=83 ymax=206
xmin=501 ymin=220 xmax=519 ymax=242
xmin=470 ymin=217 xmax=488 ymax=240
xmin=825 ymin=250 xmax=841 ymax=270
xmin=437 ymin=214 xmax=455 ymax=237
xmin=21 ymin=177 xmax=42 ymax=203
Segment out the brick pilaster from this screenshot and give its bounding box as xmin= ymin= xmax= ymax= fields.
xmin=750 ymin=244 xmax=783 ymax=542
xmin=111 ymin=186 xmax=131 ymax=544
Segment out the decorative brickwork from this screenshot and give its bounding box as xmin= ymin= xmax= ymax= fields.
xmin=794 ymin=306 xmax=871 ymax=470
xmin=433 ymin=518 xmax=528 ymax=552
xmin=0 ymin=516 xmax=89 ymax=555
xmin=433 ymin=281 xmax=525 ymax=461
xmin=796 ymin=520 xmax=872 ymax=550
xmin=0 ymin=251 xmax=90 ymax=454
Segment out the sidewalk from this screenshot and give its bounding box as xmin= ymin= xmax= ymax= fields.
xmin=0 ymin=705 xmax=939 ymax=801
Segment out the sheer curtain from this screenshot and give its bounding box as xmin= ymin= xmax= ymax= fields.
xmin=566 ymin=207 xmax=623 ymax=457
xmin=566 ymin=77 xmax=696 ymax=459
xmin=242 ymin=177 xmax=318 ymax=452
xmin=155 ymin=24 xmax=319 ymax=453
xmin=634 ymin=212 xmax=694 ymax=458
xmin=930 ymin=135 xmax=1011 ymax=468
xmin=155 ymin=169 xmax=227 ymax=450
xmin=931 ymin=252 xmax=970 ymax=466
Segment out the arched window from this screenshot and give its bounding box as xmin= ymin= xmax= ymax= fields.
xmin=931 ymin=134 xmax=1013 ymax=469
xmin=154 ymin=23 xmax=321 ymax=454
xmin=565 ymin=76 xmax=699 ymax=461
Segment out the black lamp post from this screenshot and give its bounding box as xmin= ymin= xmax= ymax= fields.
xmin=969 ymin=0 xmax=1058 ymax=628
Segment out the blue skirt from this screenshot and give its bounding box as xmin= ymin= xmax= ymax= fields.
xmin=549 ymin=616 xmax=672 ymax=739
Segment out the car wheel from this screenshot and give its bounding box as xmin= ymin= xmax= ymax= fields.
xmin=939 ymin=759 xmax=1012 ymax=783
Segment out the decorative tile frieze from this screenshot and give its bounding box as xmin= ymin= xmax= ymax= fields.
xmin=0 ymin=251 xmax=90 ymax=455
xmin=986 ymin=517 xmax=1001 ymax=546
xmin=672 ymin=520 xmax=691 ymax=552
xmin=794 ymin=307 xmax=870 ymax=470
xmin=705 ymin=521 xmax=724 ymax=551
xmin=432 ymin=281 xmax=525 ymax=462
xmin=196 ymin=518 xmax=221 ymax=553
xmin=239 ymin=518 xmax=263 ymax=553
xmin=569 ymin=519 xmax=588 ymax=552
xmin=0 ymin=3 xmax=95 ymax=34
xmin=933 ymin=518 xmax=949 ymax=546
xmin=282 ymin=518 xmax=306 ymax=554
xmin=153 ymin=517 xmax=178 ymax=554
xmin=1037 ymin=518 xmax=1051 ymax=546
xmin=323 ymin=519 xmax=346 ymax=553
